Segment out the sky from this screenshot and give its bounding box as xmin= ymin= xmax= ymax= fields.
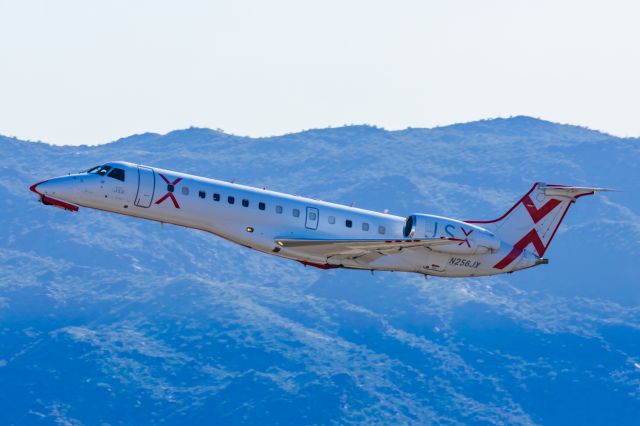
xmin=0 ymin=0 xmax=638 ymax=146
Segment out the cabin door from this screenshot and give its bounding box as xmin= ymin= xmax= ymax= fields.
xmin=305 ymin=207 xmax=319 ymax=230
xmin=135 ymin=166 xmax=156 ymax=208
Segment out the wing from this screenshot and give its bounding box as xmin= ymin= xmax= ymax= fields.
xmin=275 ymin=237 xmax=458 ymax=263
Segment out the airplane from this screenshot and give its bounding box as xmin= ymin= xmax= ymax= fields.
xmin=30 ymin=161 xmax=610 ymax=278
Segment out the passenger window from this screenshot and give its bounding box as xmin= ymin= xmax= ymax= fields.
xmin=378 ymin=225 xmax=386 ymax=235
xmin=328 ymin=215 xmax=335 ymax=224
xmin=259 ymin=202 xmax=266 ymax=211
xmin=309 ymin=211 xmax=317 ymax=220
xmin=213 ymin=193 xmax=220 ymax=201
xmin=242 ymin=199 xmax=249 ymax=207
xmin=292 ymin=209 xmax=300 ymax=217
xmin=107 ymin=168 xmax=125 ymax=182
xmin=228 ymin=196 xmax=235 ymax=204
xmin=276 ymin=205 xmax=283 ymax=214
xmin=199 ymin=190 xmax=206 ymax=199
xmin=362 ymin=222 xmax=369 ymax=231
xmin=345 ymin=219 xmax=353 ymax=228
xmin=182 ymin=187 xmax=190 ymax=195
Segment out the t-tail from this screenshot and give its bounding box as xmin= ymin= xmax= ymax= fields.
xmin=467 ymin=183 xmax=612 ymax=270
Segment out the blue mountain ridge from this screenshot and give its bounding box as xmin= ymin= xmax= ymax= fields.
xmin=0 ymin=116 xmax=639 ymax=425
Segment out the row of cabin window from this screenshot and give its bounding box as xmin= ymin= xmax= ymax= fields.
xmin=180 ymin=186 xmax=387 ymax=235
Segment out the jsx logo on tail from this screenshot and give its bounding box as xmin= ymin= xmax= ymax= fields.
xmin=464 ymin=185 xmax=596 ymax=270
xmin=493 ymin=195 xmax=562 ymax=269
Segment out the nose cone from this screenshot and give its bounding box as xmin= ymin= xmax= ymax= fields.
xmin=31 ymin=177 xmax=78 ymax=200
xmin=30 ymin=176 xmax=81 ymax=212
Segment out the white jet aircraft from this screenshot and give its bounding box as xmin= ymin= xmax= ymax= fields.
xmin=30 ymin=161 xmax=608 ymax=277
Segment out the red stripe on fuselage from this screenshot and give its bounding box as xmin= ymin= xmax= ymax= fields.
xmin=298 ymin=260 xmax=340 ymax=270
xmin=41 ymin=195 xmax=79 ymax=212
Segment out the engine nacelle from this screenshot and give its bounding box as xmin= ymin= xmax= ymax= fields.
xmin=403 ymin=214 xmax=500 ymax=255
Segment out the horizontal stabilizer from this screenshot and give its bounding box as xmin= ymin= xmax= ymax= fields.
xmin=539 ymin=184 xmax=618 ymax=199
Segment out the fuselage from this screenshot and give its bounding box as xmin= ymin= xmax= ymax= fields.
xmin=30 ymin=161 xmax=544 ymax=277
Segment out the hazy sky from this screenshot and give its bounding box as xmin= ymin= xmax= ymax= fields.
xmin=1 ymin=0 xmax=638 ymax=145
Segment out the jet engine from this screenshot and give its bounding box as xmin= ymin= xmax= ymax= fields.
xmin=403 ymin=214 xmax=500 ymax=255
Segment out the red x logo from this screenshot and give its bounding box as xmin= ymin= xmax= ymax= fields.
xmin=457 ymin=227 xmax=473 ymax=248
xmin=494 ymin=229 xmax=546 ymax=270
xmin=522 ymin=195 xmax=561 ymax=224
xmin=155 ymin=174 xmax=182 ymax=209
xmin=493 ymin=195 xmax=562 ymax=269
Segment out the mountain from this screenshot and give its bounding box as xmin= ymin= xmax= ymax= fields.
xmin=0 ymin=116 xmax=639 ymax=425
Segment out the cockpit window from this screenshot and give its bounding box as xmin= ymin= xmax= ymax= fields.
xmin=108 ymin=168 xmax=125 ymax=182
xmin=87 ymin=165 xmax=124 ymax=181
xmin=87 ymin=165 xmax=112 ymax=176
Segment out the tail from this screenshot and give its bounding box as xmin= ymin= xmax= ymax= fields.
xmin=467 ymin=183 xmax=612 ymax=270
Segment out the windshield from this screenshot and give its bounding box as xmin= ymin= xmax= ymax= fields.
xmin=86 ymin=164 xmax=125 ymax=182
xmin=87 ymin=165 xmax=112 ymax=176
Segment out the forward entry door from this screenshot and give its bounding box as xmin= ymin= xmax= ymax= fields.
xmin=305 ymin=207 xmax=319 ymax=230
xmin=134 ymin=166 xmax=155 ymax=208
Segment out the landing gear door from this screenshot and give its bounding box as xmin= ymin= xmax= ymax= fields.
xmin=135 ymin=166 xmax=155 ymax=208
xmin=305 ymin=207 xmax=319 ymax=230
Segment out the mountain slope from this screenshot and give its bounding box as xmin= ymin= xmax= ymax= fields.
xmin=0 ymin=116 xmax=639 ymax=425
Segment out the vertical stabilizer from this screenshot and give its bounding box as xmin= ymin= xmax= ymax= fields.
xmin=467 ymin=183 xmax=608 ymax=269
